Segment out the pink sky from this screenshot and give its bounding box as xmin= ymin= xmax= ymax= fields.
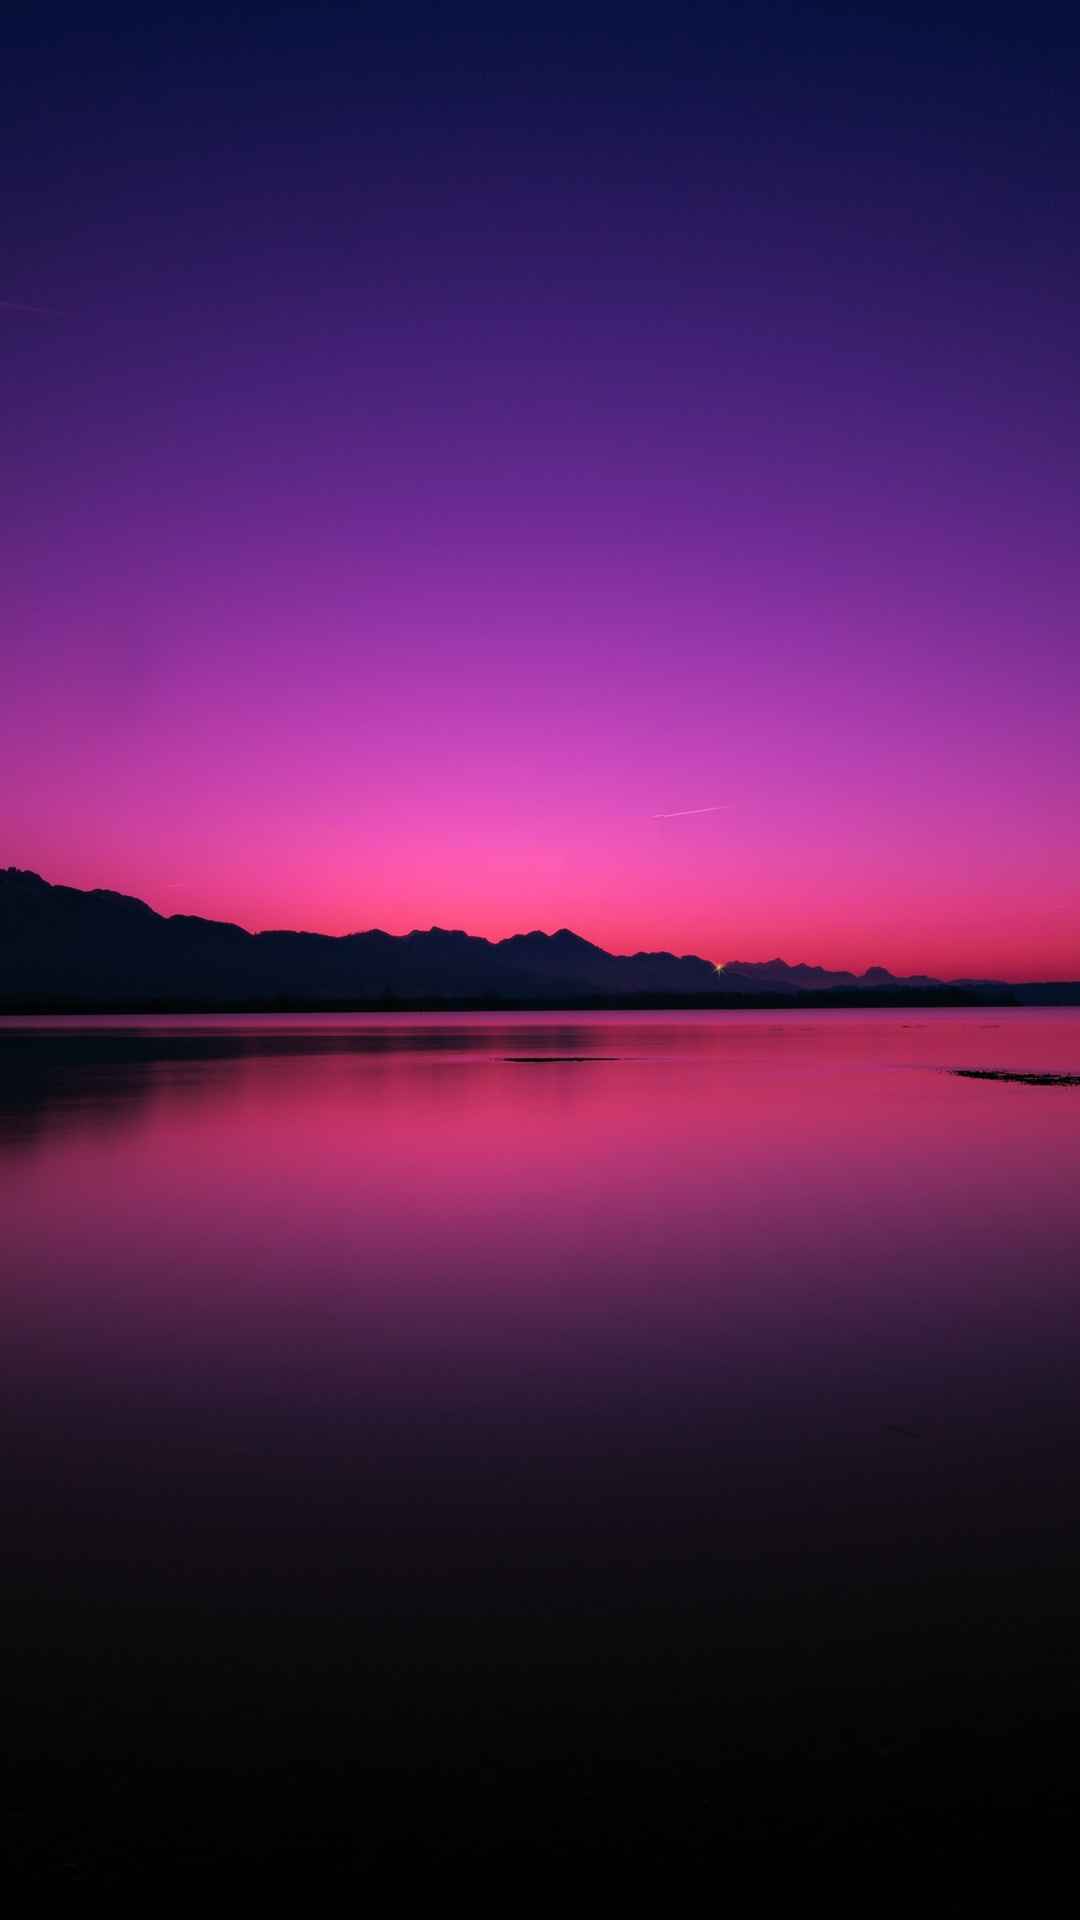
xmin=4 ymin=10 xmax=1079 ymax=981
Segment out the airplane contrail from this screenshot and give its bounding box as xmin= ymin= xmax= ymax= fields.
xmin=651 ymin=804 xmax=732 ymax=819
xmin=0 ymin=298 xmax=58 ymax=315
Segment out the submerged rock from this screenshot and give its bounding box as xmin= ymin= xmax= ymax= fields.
xmin=950 ymin=1068 xmax=1080 ymax=1086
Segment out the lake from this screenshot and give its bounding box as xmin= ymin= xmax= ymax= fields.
xmin=4 ymin=1009 xmax=1080 ymax=1887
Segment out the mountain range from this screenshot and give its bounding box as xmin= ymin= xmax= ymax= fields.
xmin=1 ymin=868 xmax=1073 ymax=1007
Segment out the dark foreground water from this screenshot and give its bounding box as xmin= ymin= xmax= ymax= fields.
xmin=3 ymin=1010 xmax=1080 ymax=1888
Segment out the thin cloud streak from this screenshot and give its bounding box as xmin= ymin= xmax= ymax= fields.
xmin=651 ymin=804 xmax=732 ymax=819
xmin=0 ymin=298 xmax=58 ymax=315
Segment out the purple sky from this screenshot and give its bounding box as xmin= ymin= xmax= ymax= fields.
xmin=4 ymin=4 xmax=1078 ymax=977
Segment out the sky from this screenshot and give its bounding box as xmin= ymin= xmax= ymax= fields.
xmin=3 ymin=2 xmax=1078 ymax=979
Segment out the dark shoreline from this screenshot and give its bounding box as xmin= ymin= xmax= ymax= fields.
xmin=0 ymin=987 xmax=1024 ymax=1015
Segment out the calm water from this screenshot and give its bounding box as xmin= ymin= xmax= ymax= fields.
xmin=4 ymin=1009 xmax=1080 ymax=1885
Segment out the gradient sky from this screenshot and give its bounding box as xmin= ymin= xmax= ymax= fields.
xmin=4 ymin=2 xmax=1078 ymax=978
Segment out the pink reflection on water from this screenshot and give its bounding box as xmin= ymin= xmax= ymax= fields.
xmin=3 ymin=1010 xmax=1080 ymax=1597
xmin=4 ymin=1011 xmax=1080 ymax=1407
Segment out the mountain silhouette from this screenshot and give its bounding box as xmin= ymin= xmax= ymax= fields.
xmin=2 ymin=868 xmax=1062 ymax=1006
xmin=0 ymin=869 xmax=727 ymax=1003
xmin=722 ymin=957 xmax=942 ymax=991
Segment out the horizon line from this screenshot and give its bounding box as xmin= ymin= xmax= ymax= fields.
xmin=1 ymin=863 xmax=1069 ymax=985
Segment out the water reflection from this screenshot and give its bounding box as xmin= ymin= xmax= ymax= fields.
xmin=3 ymin=1011 xmax=1080 ymax=1883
